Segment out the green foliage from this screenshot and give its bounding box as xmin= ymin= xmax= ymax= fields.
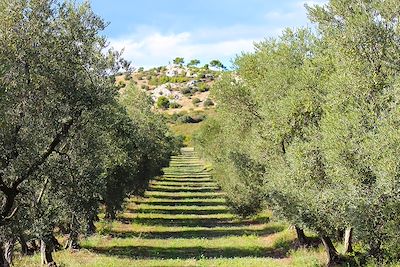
xmin=187 ymin=59 xmax=200 ymax=67
xmin=169 ymin=102 xmax=182 ymax=109
xmin=156 ymin=96 xmax=170 ymax=109
xmin=173 ymin=57 xmax=184 ymax=65
xmin=0 ymin=1 xmax=180 ymax=264
xmin=203 ymin=98 xmax=214 ymax=107
xmin=149 ymin=75 xmax=189 ymax=86
xmin=180 ymin=87 xmax=193 ymax=95
xmin=210 ymin=60 xmax=225 ymax=70
xmin=195 ymin=0 xmax=400 ymax=264
xmin=198 ymin=82 xmax=210 ymax=92
xmin=192 ymin=98 xmax=201 ymax=105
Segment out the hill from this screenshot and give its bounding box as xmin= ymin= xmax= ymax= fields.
xmin=116 ymin=61 xmax=222 ymax=114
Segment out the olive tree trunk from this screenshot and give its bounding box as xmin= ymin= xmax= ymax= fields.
xmin=320 ymin=235 xmax=341 ymax=266
xmin=343 ymin=227 xmax=353 ymax=254
xmin=4 ymin=238 xmax=15 ymax=267
xmin=86 ymin=213 xmax=97 ymax=235
xmin=18 ymin=234 xmax=30 ymax=255
xmin=87 ymin=219 xmax=96 ymax=235
xmin=50 ymin=234 xmax=62 ymax=251
xmin=64 ymin=214 xmax=80 ymax=250
xmin=0 ymin=244 xmax=6 ymax=267
xmin=105 ymin=205 xmax=116 ymax=220
xmin=40 ymin=237 xmax=57 ymax=267
xmin=295 ymin=226 xmax=309 ymax=246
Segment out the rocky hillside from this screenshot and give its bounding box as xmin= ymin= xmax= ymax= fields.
xmin=116 ymin=60 xmax=223 ymax=114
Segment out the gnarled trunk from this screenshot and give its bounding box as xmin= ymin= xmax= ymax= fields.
xmin=4 ymin=238 xmax=15 ymax=267
xmin=320 ymin=235 xmax=341 ymax=266
xmin=343 ymin=228 xmax=353 ymax=254
xmin=0 ymin=244 xmax=6 ymax=267
xmin=86 ymin=213 xmax=97 ymax=235
xmin=64 ymin=231 xmax=79 ymax=250
xmin=64 ymin=214 xmax=80 ymax=250
xmin=86 ymin=219 xmax=96 ymax=235
xmin=50 ymin=234 xmax=62 ymax=251
xmin=295 ymin=226 xmax=309 ymax=246
xmin=40 ymin=237 xmax=57 ymax=267
xmin=18 ymin=234 xmax=30 ymax=255
xmin=105 ymin=205 xmax=116 ymax=220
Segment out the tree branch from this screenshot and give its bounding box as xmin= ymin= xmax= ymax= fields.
xmin=12 ymin=116 xmax=76 ymax=189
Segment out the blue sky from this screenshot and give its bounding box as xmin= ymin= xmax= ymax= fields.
xmin=89 ymin=0 xmax=326 ymax=69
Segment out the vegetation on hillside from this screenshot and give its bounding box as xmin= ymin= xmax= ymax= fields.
xmin=195 ymin=0 xmax=400 ymax=266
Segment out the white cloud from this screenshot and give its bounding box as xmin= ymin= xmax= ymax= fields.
xmin=108 ymin=1 xmax=326 ymax=69
xmin=109 ymin=27 xmax=277 ymax=69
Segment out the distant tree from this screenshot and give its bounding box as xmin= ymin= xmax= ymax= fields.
xmin=210 ymin=60 xmax=226 ymax=70
xmin=187 ymin=59 xmax=200 ymax=67
xmin=173 ymin=57 xmax=185 ymax=65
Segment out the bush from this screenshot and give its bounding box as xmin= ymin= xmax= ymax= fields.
xmin=124 ymin=74 xmax=132 ymax=81
xmin=198 ymin=82 xmax=209 ymax=92
xmin=156 ymin=96 xmax=170 ymax=109
xmin=176 ymin=115 xmax=192 ymax=123
xmin=203 ymin=98 xmax=214 ymax=107
xmin=180 ymin=87 xmax=192 ymax=95
xmin=176 ymin=114 xmax=205 ymax=124
xmin=192 ymin=98 xmax=201 ymax=105
xmin=169 ymin=102 xmax=182 ymax=109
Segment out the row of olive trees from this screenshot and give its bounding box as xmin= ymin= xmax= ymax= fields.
xmin=0 ymin=1 xmax=179 ymax=266
xmin=195 ymin=0 xmax=400 ymax=265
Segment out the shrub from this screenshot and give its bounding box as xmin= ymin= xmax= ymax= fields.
xmin=169 ymin=102 xmax=182 ymax=109
xmin=156 ymin=96 xmax=170 ymax=109
xmin=192 ymin=98 xmax=201 ymax=105
xmin=198 ymin=82 xmax=209 ymax=92
xmin=176 ymin=114 xmax=205 ymax=124
xmin=203 ymin=98 xmax=214 ymax=107
xmin=180 ymin=87 xmax=192 ymax=95
xmin=176 ymin=115 xmax=195 ymax=123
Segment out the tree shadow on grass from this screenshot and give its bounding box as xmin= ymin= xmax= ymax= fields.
xmin=125 ymin=207 xmax=229 ymax=215
xmin=84 ymin=245 xmax=288 ymax=260
xmin=144 ymin=194 xmax=225 ymax=200
xmin=117 ymin=216 xmax=269 ymax=227
xmin=147 ymin=187 xmax=220 ymax=193
xmin=133 ymin=200 xmax=226 ymax=206
xmin=108 ymin=224 xmax=285 ymax=239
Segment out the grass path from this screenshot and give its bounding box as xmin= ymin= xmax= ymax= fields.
xmin=15 ymin=148 xmax=325 ymax=267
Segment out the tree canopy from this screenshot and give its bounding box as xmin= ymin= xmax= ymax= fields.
xmin=195 ymin=0 xmax=400 ymax=265
xmin=0 ymin=1 xmax=180 ymax=265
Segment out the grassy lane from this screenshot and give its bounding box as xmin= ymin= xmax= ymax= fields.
xmin=15 ymin=147 xmax=325 ymax=266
